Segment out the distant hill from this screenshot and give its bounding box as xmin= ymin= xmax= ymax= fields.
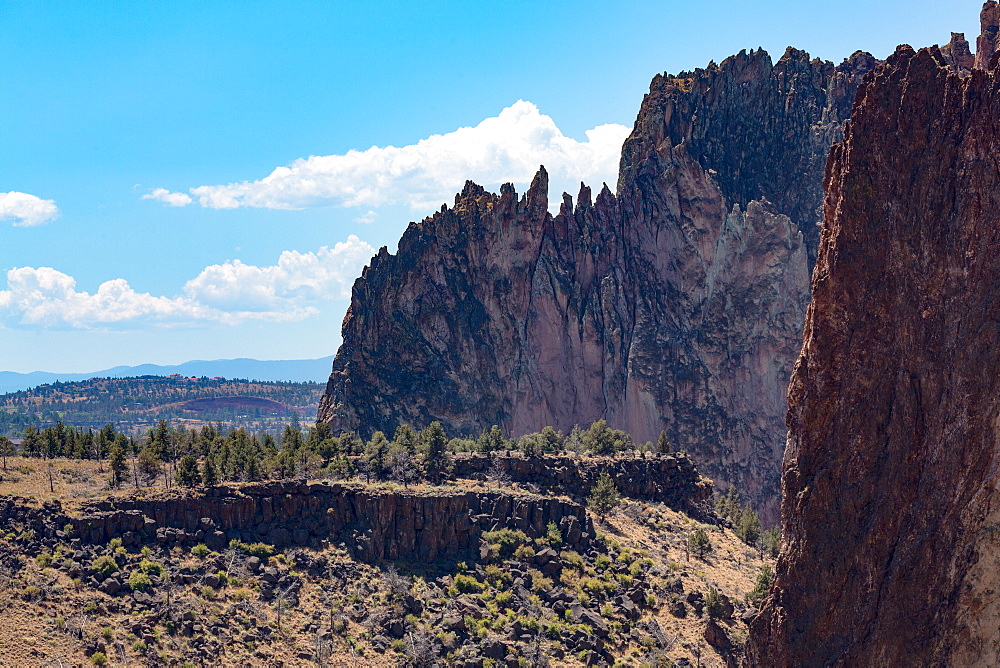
xmin=0 ymin=357 xmax=334 ymax=394
xmin=0 ymin=375 xmax=325 ymax=436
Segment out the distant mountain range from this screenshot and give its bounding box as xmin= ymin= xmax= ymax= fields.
xmin=0 ymin=357 xmax=334 ymax=395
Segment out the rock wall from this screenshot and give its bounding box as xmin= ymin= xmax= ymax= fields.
xmin=63 ymin=482 xmax=592 ymax=564
xmin=747 ymin=21 xmax=1000 ymax=666
xmin=320 ymin=48 xmax=877 ymax=524
xmin=448 ymin=453 xmax=711 ymax=512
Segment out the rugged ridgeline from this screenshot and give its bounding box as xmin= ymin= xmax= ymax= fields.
xmin=747 ymin=12 xmax=1000 ymax=666
xmin=2 ymin=482 xmax=592 ymax=564
xmin=320 ymin=48 xmax=876 ymax=524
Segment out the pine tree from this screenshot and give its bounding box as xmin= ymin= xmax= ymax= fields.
xmin=361 ymin=431 xmax=389 ymax=482
xmin=201 ymin=456 xmax=219 ymax=486
xmin=587 ymin=470 xmax=621 ymax=517
xmin=656 ymin=431 xmax=672 ymax=454
xmin=136 ymin=447 xmax=162 ymax=486
xmin=688 ymin=527 xmax=713 ymax=560
xmin=175 ymin=455 xmax=201 ymax=487
xmin=420 ymin=421 xmax=449 ymax=484
xmin=109 ymin=439 xmax=129 ymax=489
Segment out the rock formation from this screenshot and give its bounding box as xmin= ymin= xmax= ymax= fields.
xmin=747 ymin=34 xmax=1000 ymax=665
xmin=2 ymin=482 xmax=592 ymax=564
xmin=320 ymin=48 xmax=877 ymax=524
xmin=976 ymin=0 xmax=1000 ymax=69
xmin=448 ymin=452 xmax=711 ymax=512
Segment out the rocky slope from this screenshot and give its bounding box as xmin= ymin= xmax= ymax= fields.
xmin=747 ymin=16 xmax=1000 ymax=665
xmin=320 ymin=48 xmax=876 ymax=524
xmin=0 ymin=484 xmax=768 ymax=667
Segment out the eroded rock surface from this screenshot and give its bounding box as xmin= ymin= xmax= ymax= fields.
xmin=320 ymin=48 xmax=877 ymax=524
xmin=1 ymin=482 xmax=593 ymax=563
xmin=747 ymin=39 xmax=1000 ymax=665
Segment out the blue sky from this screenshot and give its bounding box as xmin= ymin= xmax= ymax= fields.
xmin=0 ymin=0 xmax=983 ymax=373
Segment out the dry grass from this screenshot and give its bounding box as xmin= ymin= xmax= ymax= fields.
xmin=594 ymin=499 xmax=773 ymax=667
xmin=0 ymin=456 xmax=113 ymax=509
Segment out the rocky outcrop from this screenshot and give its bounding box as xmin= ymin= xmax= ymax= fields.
xmin=976 ymin=0 xmax=1000 ymax=69
xmin=448 ymin=453 xmax=711 ymax=512
xmin=320 ymin=48 xmax=877 ymax=524
xmin=747 ymin=38 xmax=1000 ymax=665
xmin=2 ymin=483 xmax=592 ymax=564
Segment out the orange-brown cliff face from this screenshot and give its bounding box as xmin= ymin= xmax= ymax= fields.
xmin=319 ymin=48 xmax=875 ymax=524
xmin=746 ymin=40 xmax=1000 ymax=665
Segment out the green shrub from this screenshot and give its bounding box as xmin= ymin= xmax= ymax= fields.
xmin=128 ymin=571 xmax=152 ymax=591
xmin=484 ymin=564 xmax=512 ymax=587
xmin=560 ymin=550 xmax=585 ymax=570
xmin=762 ymin=526 xmax=781 ymax=558
xmin=229 ymin=539 xmax=274 ymax=558
xmin=91 ymin=554 xmax=119 ymax=575
xmin=191 ymin=543 xmax=209 ymax=558
xmin=706 ymin=586 xmax=725 ymax=618
xmin=513 ymin=544 xmax=535 ymax=561
xmin=89 ymin=652 xmax=107 ymax=666
xmin=453 ymin=573 xmax=484 ymax=594
xmin=35 ymin=552 xmax=53 ymax=567
xmin=546 ymin=522 xmax=563 ymax=547
xmin=745 ymin=564 xmax=774 ymax=606
xmin=481 ymin=528 xmax=529 ymax=560
xmin=139 ymin=558 xmax=163 ymax=576
xmin=527 ymin=569 xmax=553 ymax=592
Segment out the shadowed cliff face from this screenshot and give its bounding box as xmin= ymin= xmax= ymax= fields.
xmin=319 ymin=48 xmax=876 ymax=525
xmin=747 ymin=38 xmax=1000 ymax=665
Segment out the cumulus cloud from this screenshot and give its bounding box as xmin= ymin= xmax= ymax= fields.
xmin=183 ymin=235 xmax=375 ymax=311
xmin=0 ymin=191 xmax=59 ymax=227
xmin=142 ymin=187 xmax=193 ymax=207
xmin=0 ymin=235 xmax=374 ymax=330
xmin=149 ymin=101 xmax=629 ymax=214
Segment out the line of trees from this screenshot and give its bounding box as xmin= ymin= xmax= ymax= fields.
xmin=9 ymin=417 xmax=679 ymax=493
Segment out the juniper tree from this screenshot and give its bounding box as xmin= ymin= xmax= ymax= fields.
xmin=108 ymin=439 xmax=129 ymax=489
xmin=587 ymin=470 xmax=621 ymax=517
xmin=419 ymin=421 xmax=448 ymax=484
xmin=688 ymin=527 xmax=713 ymax=560
xmin=201 ymin=456 xmax=219 ymax=486
xmin=657 ymin=430 xmax=672 ymax=454
xmin=175 ymin=455 xmax=201 ymax=487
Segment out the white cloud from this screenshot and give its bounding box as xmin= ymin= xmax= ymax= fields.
xmin=183 ymin=235 xmax=375 ymax=311
xmin=151 ymin=101 xmax=629 ymax=214
xmin=0 ymin=235 xmax=374 ymax=330
xmin=0 ymin=191 xmax=59 ymax=227
xmin=141 ymin=187 xmax=192 ymax=207
xmin=354 ymin=210 xmax=378 ymax=225
xmin=0 ymin=267 xmax=217 ymax=328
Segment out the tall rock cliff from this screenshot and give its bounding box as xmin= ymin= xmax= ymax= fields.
xmin=747 ymin=29 xmax=1000 ymax=666
xmin=319 ymin=48 xmax=875 ymax=524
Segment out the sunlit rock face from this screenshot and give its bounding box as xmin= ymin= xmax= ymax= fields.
xmin=319 ymin=47 xmax=876 ymax=525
